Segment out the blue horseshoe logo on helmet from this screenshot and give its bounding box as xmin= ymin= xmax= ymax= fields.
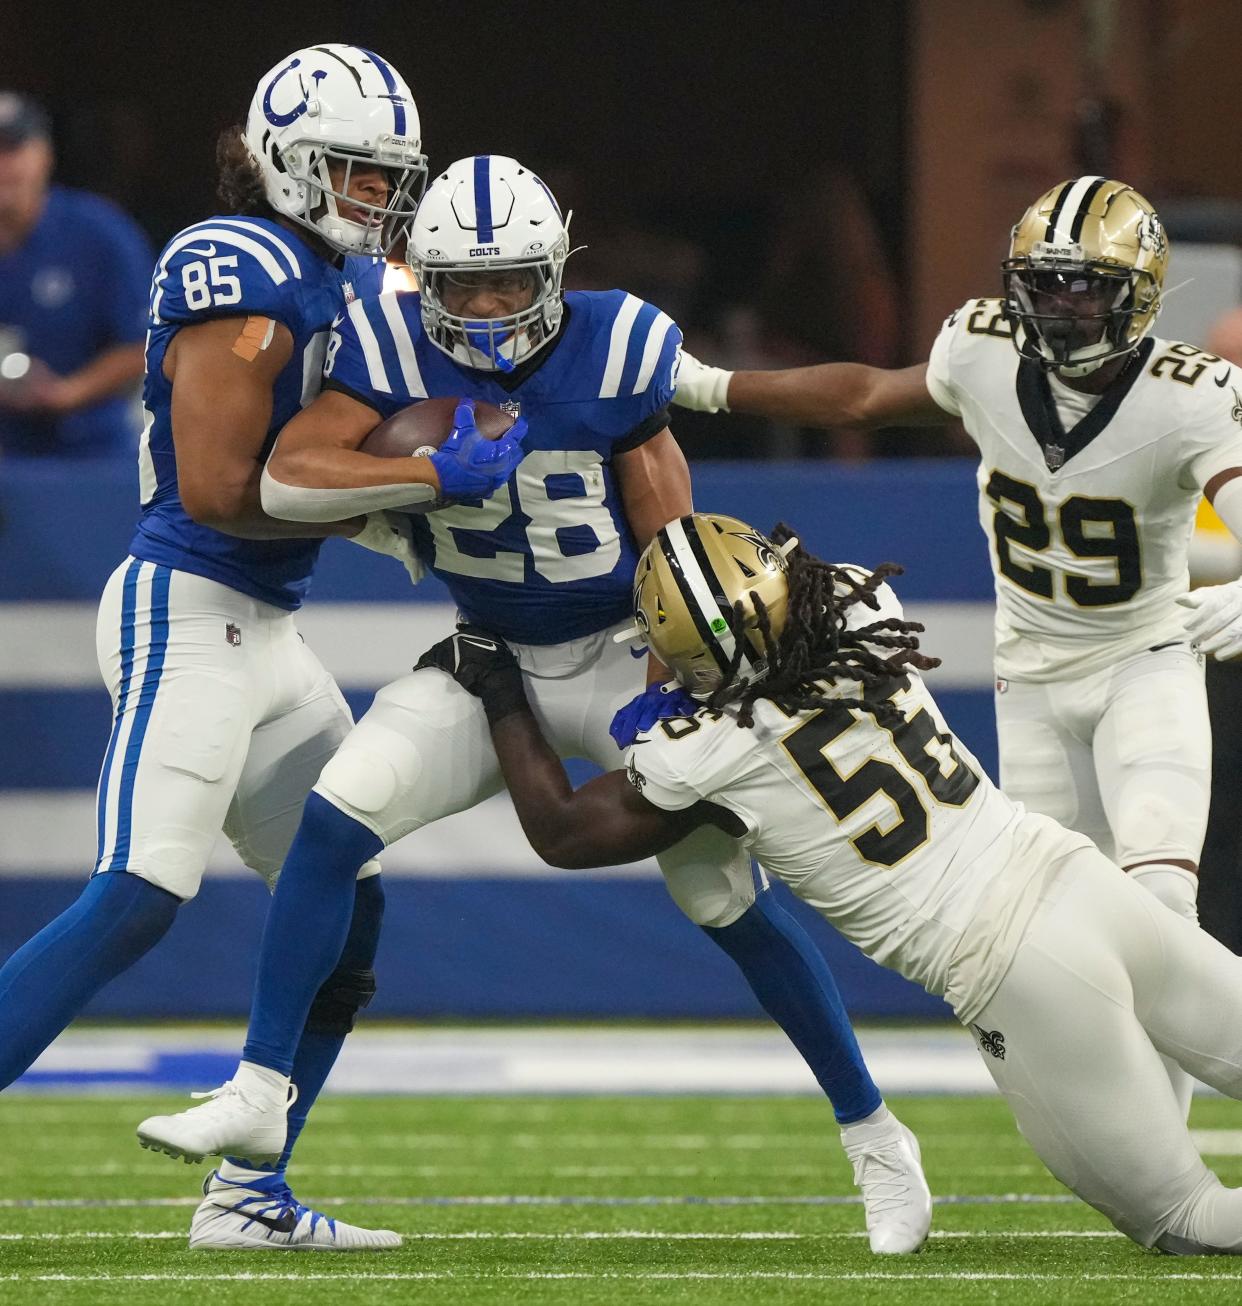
xmin=263 ymin=58 xmax=326 ymax=128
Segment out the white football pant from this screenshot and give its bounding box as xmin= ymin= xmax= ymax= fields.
xmin=94 ymin=558 xmax=379 ymax=900
xmin=313 ymin=621 xmax=755 ymax=926
xmin=970 ymin=847 xmax=1242 ymax=1253
xmin=995 ymin=644 xmax=1210 ymax=867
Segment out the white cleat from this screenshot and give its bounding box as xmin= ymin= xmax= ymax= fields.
xmin=136 ymin=1080 xmax=294 ymax=1166
xmin=841 ymin=1115 xmax=932 ymax=1254
xmin=189 ymin=1169 xmax=402 ymax=1251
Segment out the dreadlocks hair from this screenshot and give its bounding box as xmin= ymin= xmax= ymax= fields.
xmin=707 ymin=523 xmax=941 ymax=730
xmin=215 ymin=124 xmax=275 ymax=217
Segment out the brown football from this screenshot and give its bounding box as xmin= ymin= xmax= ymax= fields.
xmin=358 ymin=397 xmax=517 ymax=515
xmin=360 ymin=396 xmax=516 ymax=458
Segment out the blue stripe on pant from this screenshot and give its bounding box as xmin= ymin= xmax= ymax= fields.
xmin=94 ymin=558 xmax=142 ymax=870
xmin=95 ymin=563 xmax=172 ymax=874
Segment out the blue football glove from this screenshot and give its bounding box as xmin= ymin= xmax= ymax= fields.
xmin=429 ymin=399 xmax=528 ymax=501
xmin=609 ymin=681 xmax=700 ymax=750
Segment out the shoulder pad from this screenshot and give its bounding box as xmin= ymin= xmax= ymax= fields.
xmin=150 ymin=219 xmax=308 ymax=325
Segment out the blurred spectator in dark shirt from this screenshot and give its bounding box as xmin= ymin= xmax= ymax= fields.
xmin=0 ymin=94 xmax=151 ymax=458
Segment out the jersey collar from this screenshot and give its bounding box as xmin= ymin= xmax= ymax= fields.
xmin=1014 ymin=337 xmax=1154 ymax=472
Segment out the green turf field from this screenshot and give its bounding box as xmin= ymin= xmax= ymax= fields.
xmin=3 ymin=1094 xmax=1242 ymax=1304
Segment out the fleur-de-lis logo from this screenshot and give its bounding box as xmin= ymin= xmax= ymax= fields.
xmin=1231 ymin=387 xmax=1242 ymax=427
xmin=728 ymin=528 xmax=784 ymax=573
xmin=1137 ymin=211 xmax=1167 ymax=257
xmin=972 ymin=1024 xmax=1006 ymax=1060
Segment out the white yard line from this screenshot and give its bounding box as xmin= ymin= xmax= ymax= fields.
xmin=3 ymin=1271 xmax=1240 ymax=1283
xmin=0 ymin=1192 xmax=1080 ymax=1209
xmin=0 ymin=1228 xmax=1124 ymax=1241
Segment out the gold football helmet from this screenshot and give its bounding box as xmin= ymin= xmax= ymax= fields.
xmin=630 ymin=513 xmax=794 ymax=700
xmin=1002 ymin=176 xmax=1168 ymax=375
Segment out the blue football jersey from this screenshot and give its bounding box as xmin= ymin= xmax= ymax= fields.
xmin=130 ymin=217 xmax=382 ymax=610
xmin=325 ymin=289 xmax=682 ymax=643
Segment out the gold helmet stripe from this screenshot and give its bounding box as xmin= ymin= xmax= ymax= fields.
xmin=1044 ymin=174 xmax=1104 ymax=245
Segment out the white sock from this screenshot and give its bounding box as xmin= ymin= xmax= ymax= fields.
xmin=233 ymin=1060 xmax=291 ymax=1105
xmin=1129 ymin=864 xmax=1199 ymax=924
xmin=840 ymin=1103 xmax=892 ymax=1139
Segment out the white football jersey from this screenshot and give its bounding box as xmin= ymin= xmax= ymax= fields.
xmin=927 ymin=299 xmax=1242 ymax=681
xmin=626 ymin=578 xmax=1095 ymax=1022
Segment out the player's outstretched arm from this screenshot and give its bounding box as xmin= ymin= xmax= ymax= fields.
xmin=674 ymin=351 xmax=946 ymax=431
xmin=414 ymin=628 xmax=717 ymax=869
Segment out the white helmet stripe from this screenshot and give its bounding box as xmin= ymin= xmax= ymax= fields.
xmin=1046 ymin=175 xmax=1104 ymax=246
xmin=663 ymin=516 xmax=739 ymax=669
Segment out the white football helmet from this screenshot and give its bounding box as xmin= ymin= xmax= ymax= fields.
xmin=244 ymin=45 xmax=426 ymax=256
xmin=408 ymin=155 xmax=571 ymax=371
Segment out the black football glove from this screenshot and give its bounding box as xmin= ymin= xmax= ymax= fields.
xmin=414 ymin=624 xmax=528 ymax=726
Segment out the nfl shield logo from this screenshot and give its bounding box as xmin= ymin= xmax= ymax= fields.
xmin=225 ymin=623 xmax=242 ymax=647
xmin=499 ymin=399 xmax=522 ymax=419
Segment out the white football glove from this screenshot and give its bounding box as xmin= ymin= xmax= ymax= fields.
xmin=1176 ymin=578 xmax=1242 ymax=659
xmin=673 ymin=350 xmax=733 ymax=413
xmin=348 ymin=511 xmax=425 ymax=585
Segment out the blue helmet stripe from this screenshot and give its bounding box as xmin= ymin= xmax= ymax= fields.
xmin=474 ymin=155 xmax=494 ymax=243
xmin=355 ymin=46 xmax=407 ymax=135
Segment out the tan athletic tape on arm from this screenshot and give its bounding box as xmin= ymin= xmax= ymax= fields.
xmin=231 ymin=316 xmax=277 ymax=363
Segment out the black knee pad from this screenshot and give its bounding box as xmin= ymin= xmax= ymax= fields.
xmin=305 ymin=966 xmax=377 ymax=1036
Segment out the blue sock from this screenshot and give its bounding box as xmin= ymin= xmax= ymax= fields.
xmin=242 ymin=794 xmax=383 ymax=1077
xmin=703 ymin=889 xmax=882 ymax=1123
xmin=277 ymin=874 xmax=386 ymax=1170
xmin=0 ymin=873 xmax=180 ymax=1090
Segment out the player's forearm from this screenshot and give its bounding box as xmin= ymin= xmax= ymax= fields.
xmin=491 ymin=712 xmax=682 ymax=869
xmin=193 ymin=468 xmax=364 ymax=540
xmin=729 ymin=362 xmax=945 ymax=430
xmin=726 ymin=363 xmax=881 ymax=428
xmin=260 ymin=448 xmax=440 ymax=522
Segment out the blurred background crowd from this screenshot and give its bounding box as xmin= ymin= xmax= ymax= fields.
xmin=4 ymin=0 xmax=1241 ymax=463
xmin=4 ymin=0 xmax=1242 ymax=1019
